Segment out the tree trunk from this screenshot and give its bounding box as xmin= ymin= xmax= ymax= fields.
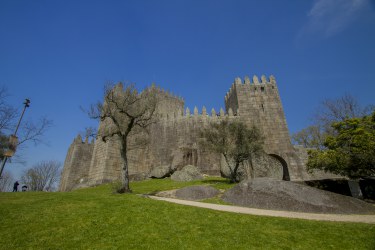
xmin=229 ymin=172 xmax=236 ymax=183
xmin=223 ymin=154 xmax=237 ymax=183
xmin=248 ymin=157 xmax=254 ymax=179
xmin=119 ymin=136 xmax=131 ymax=193
xmin=348 ymin=179 xmax=363 ymax=199
xmin=230 ymin=162 xmax=240 ymax=183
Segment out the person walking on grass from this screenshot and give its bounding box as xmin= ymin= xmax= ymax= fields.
xmin=13 ymin=181 xmax=19 ymax=192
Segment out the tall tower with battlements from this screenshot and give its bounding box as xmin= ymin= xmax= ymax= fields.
xmin=225 ymin=75 xmax=292 ymax=152
xmin=225 ymin=75 xmax=307 ymax=180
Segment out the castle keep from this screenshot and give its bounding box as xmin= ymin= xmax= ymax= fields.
xmin=60 ymin=74 xmax=316 ymax=191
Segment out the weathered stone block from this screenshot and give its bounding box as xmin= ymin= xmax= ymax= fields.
xmin=171 ymin=165 xmax=203 ymax=182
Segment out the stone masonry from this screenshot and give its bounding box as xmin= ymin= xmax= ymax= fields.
xmin=59 ymin=74 xmax=326 ymax=191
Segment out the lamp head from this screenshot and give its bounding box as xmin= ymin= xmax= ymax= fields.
xmin=24 ymin=99 xmax=30 ymax=107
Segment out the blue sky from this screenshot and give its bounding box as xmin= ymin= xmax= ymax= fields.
xmin=1 ymin=0 xmax=374 ymax=179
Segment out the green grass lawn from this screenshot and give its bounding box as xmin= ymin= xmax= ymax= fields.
xmin=0 ymin=178 xmax=374 ymax=249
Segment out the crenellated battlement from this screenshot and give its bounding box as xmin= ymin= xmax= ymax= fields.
xmin=157 ymin=106 xmax=239 ymax=122
xmin=113 ymin=82 xmax=185 ymax=103
xmin=225 ymin=74 xmax=277 ymax=103
xmin=73 ymin=135 xmax=95 ymax=145
xmin=144 ymin=83 xmax=184 ymax=103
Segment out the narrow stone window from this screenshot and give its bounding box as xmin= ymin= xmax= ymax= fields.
xmin=261 ymin=103 xmax=265 ymax=112
xmin=261 ymin=87 xmax=265 ymax=92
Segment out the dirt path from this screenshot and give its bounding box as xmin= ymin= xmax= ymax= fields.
xmin=148 ymin=195 xmax=375 ymax=224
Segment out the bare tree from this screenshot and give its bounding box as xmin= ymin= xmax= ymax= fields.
xmin=200 ymin=119 xmax=264 ymax=183
xmin=292 ymin=94 xmax=374 ymax=149
xmin=87 ymin=83 xmax=157 ymax=193
xmin=315 ymin=94 xmax=373 ymax=130
xmin=0 ymin=86 xmax=52 ymax=173
xmin=80 ymin=126 xmax=97 ymax=141
xmin=21 ymin=161 xmax=61 ymax=191
xmin=291 ymin=125 xmax=326 ymax=150
xmin=0 ymin=171 xmax=14 ymax=192
xmin=16 ymin=118 xmax=52 ymax=146
xmin=0 ymin=86 xmax=18 ymax=132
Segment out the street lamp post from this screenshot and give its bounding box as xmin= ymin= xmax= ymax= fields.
xmin=0 ymin=99 xmax=30 ymax=178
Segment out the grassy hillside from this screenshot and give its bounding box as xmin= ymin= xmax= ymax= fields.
xmin=0 ymin=178 xmax=374 ymax=249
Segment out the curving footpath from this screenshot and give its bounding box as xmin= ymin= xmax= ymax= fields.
xmin=149 ymin=196 xmax=375 ymax=224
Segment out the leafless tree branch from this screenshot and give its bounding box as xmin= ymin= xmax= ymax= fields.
xmin=21 ymin=160 xmax=61 ymax=191
xmin=0 ymin=171 xmax=14 ymax=192
xmin=0 ymin=86 xmax=53 ymax=166
xmin=17 ymin=117 xmax=53 ymax=146
xmin=86 ymin=82 xmax=157 ymax=193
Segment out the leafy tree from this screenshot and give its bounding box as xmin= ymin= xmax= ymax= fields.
xmin=88 ymin=83 xmax=157 ymax=193
xmin=21 ymin=161 xmax=61 ymax=191
xmin=307 ymin=111 xmax=375 ymax=179
xmin=200 ymin=119 xmax=264 ymax=183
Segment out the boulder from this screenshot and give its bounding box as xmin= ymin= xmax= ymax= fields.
xmin=149 ymin=165 xmax=174 ymax=179
xmin=220 ymin=154 xmax=283 ymax=182
xmin=171 ymin=165 xmax=203 ymax=182
xmin=222 ymin=178 xmax=375 ymax=214
xmin=175 ymin=186 xmax=220 ymax=201
xmin=171 ymin=171 xmax=193 ymax=182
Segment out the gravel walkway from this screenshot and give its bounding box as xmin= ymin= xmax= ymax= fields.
xmin=149 ymin=196 xmax=375 ymax=224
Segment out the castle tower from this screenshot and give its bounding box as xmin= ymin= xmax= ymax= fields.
xmin=225 ymin=75 xmax=291 ymax=152
xmin=59 ymin=135 xmax=94 ymax=191
xmin=225 ymin=75 xmax=305 ymax=180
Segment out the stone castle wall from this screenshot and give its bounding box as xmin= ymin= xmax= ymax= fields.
xmin=84 ymin=108 xmax=238 ymax=187
xmin=59 ymin=135 xmax=94 ymax=191
xmin=59 ymin=74 xmax=321 ymax=191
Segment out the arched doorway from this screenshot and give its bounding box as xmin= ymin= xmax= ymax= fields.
xmin=268 ymin=154 xmax=290 ymax=181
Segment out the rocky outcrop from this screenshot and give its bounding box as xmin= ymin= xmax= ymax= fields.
xmin=222 ymin=178 xmax=375 ymax=214
xmin=149 ymin=165 xmax=175 ymax=179
xmin=220 ymin=154 xmax=283 ymax=182
xmin=171 ymin=165 xmax=203 ymax=182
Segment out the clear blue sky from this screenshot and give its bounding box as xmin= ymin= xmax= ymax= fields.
xmin=1 ymin=0 xmax=374 ymax=179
